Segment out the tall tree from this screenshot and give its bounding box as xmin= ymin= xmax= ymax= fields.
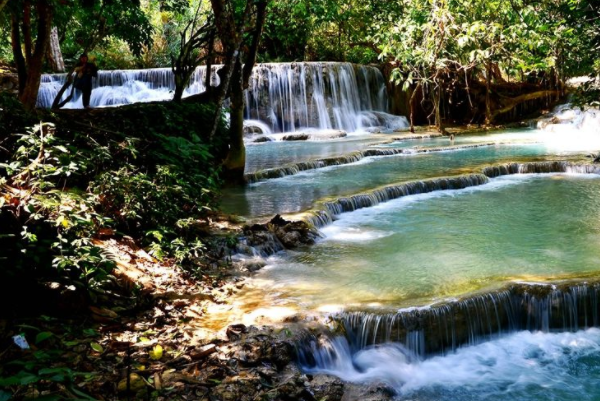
xmin=8 ymin=0 xmax=53 ymax=110
xmin=222 ymin=0 xmax=267 ymax=181
xmin=46 ymin=26 xmax=64 ymax=72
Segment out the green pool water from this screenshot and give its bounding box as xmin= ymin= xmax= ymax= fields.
xmin=255 ymin=174 xmax=600 ymax=310
xmin=224 ymin=142 xmax=562 ymax=218
xmin=245 ymin=135 xmax=387 ymax=172
xmin=238 ymin=124 xmax=600 ymax=401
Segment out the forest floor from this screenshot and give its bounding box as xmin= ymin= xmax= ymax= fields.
xmin=1 ymin=205 xmax=398 ymax=400
xmin=0 ymin=216 xmax=331 ymax=401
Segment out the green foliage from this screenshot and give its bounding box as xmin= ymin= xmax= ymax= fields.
xmin=0 ymin=99 xmax=227 ymax=295
xmin=572 ymin=79 xmax=600 ymax=109
xmin=0 ymin=93 xmax=37 ymax=153
xmin=0 ymin=123 xmax=116 ymax=292
xmin=0 ymin=324 xmax=98 ymax=400
xmin=53 ymin=0 xmax=154 ymax=59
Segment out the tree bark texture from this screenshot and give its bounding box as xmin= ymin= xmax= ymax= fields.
xmin=11 ymin=0 xmax=54 ymax=110
xmin=222 ymin=61 xmax=246 ymax=182
xmin=46 ymin=26 xmax=65 ymax=72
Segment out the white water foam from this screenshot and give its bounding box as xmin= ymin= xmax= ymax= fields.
xmin=303 ymin=328 xmax=600 ymax=398
xmin=538 ymin=106 xmax=600 ymax=151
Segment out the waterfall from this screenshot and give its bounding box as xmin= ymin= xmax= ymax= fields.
xmin=37 ymin=67 xmax=217 ymax=109
xmin=244 ymin=63 xmax=407 ymax=133
xmin=482 ymin=161 xmax=600 ymax=177
xmin=305 ymin=174 xmax=490 ymax=228
xmin=298 ymin=161 xmax=600 ymax=228
xmin=536 ymin=105 xmax=600 ymax=150
xmin=297 ymin=281 xmax=600 ymax=367
xmin=245 ymin=142 xmax=499 ymax=183
xmin=38 ymin=62 xmax=409 ymax=133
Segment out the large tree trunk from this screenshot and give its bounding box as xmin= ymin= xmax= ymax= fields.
xmin=11 ymin=0 xmax=53 ymax=110
xmin=46 ymin=26 xmax=64 ymax=72
xmin=11 ymin=14 xmax=27 ymax=93
xmin=206 ymin=0 xmax=251 ymax=140
xmin=222 ymin=61 xmax=246 ymax=182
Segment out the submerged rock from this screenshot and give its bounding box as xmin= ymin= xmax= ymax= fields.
xmin=253 ymin=135 xmax=272 ymax=143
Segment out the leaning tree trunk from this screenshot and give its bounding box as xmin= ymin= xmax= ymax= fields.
xmin=46 ymin=26 xmax=64 ymax=72
xmin=408 ymin=83 xmax=422 ymax=134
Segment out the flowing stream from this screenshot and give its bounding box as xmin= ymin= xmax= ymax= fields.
xmin=226 ymin=88 xmax=600 ymax=398
xmin=45 ymin=62 xmax=600 ymax=399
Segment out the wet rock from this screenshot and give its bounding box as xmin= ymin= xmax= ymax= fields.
xmin=253 ymin=136 xmax=272 ymax=143
xmin=267 ymin=215 xmax=321 ymax=249
xmin=280 ymin=230 xmax=302 ymax=248
xmin=245 ymin=259 xmax=266 ymax=272
xmin=244 ymin=125 xmax=264 ymax=135
xmin=282 ymin=133 xmax=310 ymax=141
xmin=238 ymin=228 xmax=285 ymax=256
xmin=307 ymin=374 xmax=345 ymax=401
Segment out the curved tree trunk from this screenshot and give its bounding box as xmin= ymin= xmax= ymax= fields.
xmin=491 ymin=90 xmax=560 ymax=121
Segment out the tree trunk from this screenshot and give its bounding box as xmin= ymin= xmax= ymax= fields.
xmin=173 ymin=72 xmax=187 ymax=102
xmin=11 ymin=17 xmax=26 ymax=95
xmin=13 ymin=0 xmax=53 ymax=110
xmin=0 ymin=0 xmax=9 ymax=14
xmin=206 ymin=0 xmax=252 ymax=140
xmin=434 ymin=83 xmax=445 ymax=134
xmin=51 ymin=67 xmax=78 ymax=109
xmin=485 ymin=60 xmax=492 ymax=125
xmin=222 ymin=61 xmax=246 ymax=182
xmin=241 ymin=1 xmax=267 ymax=88
xmin=46 ymin=26 xmax=64 ymax=72
xmin=409 ymin=83 xmax=421 ymax=134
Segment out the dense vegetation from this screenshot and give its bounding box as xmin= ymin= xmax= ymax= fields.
xmin=0 ymin=95 xmax=228 ymax=304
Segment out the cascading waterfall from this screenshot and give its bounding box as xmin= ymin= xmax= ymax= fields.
xmin=37 ymin=62 xmax=409 ymax=133
xmin=302 ymin=161 xmax=600 ymax=228
xmin=306 ymin=174 xmax=490 ymax=228
xmin=297 ymin=281 xmax=600 ymax=363
xmin=482 ymin=161 xmax=600 ymax=177
xmin=245 ymin=142 xmax=500 ymax=183
xmin=244 ymin=63 xmax=402 ymax=133
xmin=37 ymin=67 xmax=218 ymax=108
xmin=537 ymin=104 xmax=600 ymax=150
